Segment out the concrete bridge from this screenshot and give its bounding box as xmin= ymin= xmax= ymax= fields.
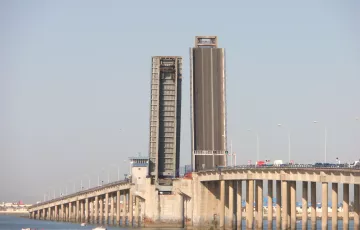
xmin=28 ymin=167 xmax=360 ymax=229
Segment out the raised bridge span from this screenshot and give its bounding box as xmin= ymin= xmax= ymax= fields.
xmin=28 ymin=167 xmax=360 ymax=229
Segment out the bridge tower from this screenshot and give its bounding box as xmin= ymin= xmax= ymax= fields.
xmin=190 ymin=36 xmax=228 ymax=171
xmin=148 ymin=56 xmax=182 ymax=185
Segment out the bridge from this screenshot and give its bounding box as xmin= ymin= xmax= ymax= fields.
xmin=28 ymin=166 xmax=360 ymax=229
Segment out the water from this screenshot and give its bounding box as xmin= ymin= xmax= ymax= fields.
xmin=0 ymin=216 xmax=128 ymax=230
xmin=0 ymin=216 xmax=355 ymax=229
xmin=239 ymin=219 xmax=355 ymax=229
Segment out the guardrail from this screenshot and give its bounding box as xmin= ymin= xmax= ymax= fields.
xmin=29 ymin=179 xmax=130 ymax=209
xmin=196 ymin=164 xmax=360 ymax=173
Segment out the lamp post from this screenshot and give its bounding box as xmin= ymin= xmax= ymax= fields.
xmin=98 ymin=169 xmax=105 ymax=186
xmin=84 ymin=174 xmax=91 ymax=189
xmin=277 ymin=124 xmax=291 ymax=164
xmin=313 ymin=121 xmax=327 ymax=163
xmin=118 ymin=166 xmax=120 ymax=181
xmin=247 ymin=129 xmax=260 ymax=162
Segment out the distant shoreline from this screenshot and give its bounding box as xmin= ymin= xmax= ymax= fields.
xmin=0 ymin=212 xmax=29 ymax=217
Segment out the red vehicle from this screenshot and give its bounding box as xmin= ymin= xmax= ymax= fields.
xmin=256 ymin=160 xmax=271 ymax=166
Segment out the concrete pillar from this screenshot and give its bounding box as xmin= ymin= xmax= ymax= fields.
xmin=236 ymin=181 xmax=242 ymax=229
xmin=354 ymin=184 xmax=360 ymax=230
xmin=61 ymin=204 xmax=64 ymax=221
xmin=91 ymin=200 xmax=94 ymax=224
xmin=129 ymin=190 xmax=133 ymax=226
xmin=281 ymin=180 xmax=288 ymax=230
xmin=256 ymin=180 xmax=263 ymax=229
xmin=287 ymin=183 xmax=291 ymax=229
xmin=75 ymin=200 xmax=78 ymax=222
xmin=94 ymin=196 xmax=99 ymax=224
xmin=290 ymin=181 xmax=296 ymax=230
xmin=80 ymin=200 xmax=84 ymax=223
xmin=331 ymin=183 xmax=338 ymax=229
xmin=69 ymin=202 xmax=72 ymax=222
xmin=302 ymin=181 xmax=308 ymax=230
xmin=85 ymin=198 xmax=89 ymax=223
xmin=48 ymin=207 xmax=51 ymax=220
xmin=99 ymin=196 xmax=103 ymax=224
xmin=311 ymin=182 xmax=316 ymax=230
xmin=321 ymin=182 xmax=328 ymax=230
xmin=268 ymin=180 xmax=273 ymax=229
xmin=110 ymin=194 xmax=114 ymax=225
xmin=219 ymin=180 xmax=225 ymax=229
xmin=54 ymin=206 xmax=58 ymax=221
xmin=66 ymin=204 xmax=69 ymax=222
xmin=105 ymin=193 xmax=109 ymax=224
xmin=122 ymin=191 xmax=126 ymax=226
xmin=116 ymin=190 xmax=120 ymax=225
xmin=343 ymin=183 xmax=349 ymax=230
xmin=276 ymin=180 xmax=281 ymax=229
xmin=228 ymin=181 xmax=234 ymax=229
xmin=179 ymin=193 xmax=184 ymax=228
xmin=246 ymin=180 xmax=254 ymax=229
xmin=202 ymin=181 xmax=209 ymax=224
xmin=135 ymin=196 xmax=139 ymax=227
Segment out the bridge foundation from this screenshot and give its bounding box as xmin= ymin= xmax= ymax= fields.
xmin=343 ymin=183 xmax=349 ymax=230
xmin=302 ymin=181 xmax=308 ymax=230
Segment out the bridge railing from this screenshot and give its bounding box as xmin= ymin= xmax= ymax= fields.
xmin=29 ymin=179 xmax=130 ymax=209
xmin=196 ymin=164 xmax=360 ymax=173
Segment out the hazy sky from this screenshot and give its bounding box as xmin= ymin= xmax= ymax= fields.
xmin=1 ymin=0 xmax=359 ymax=203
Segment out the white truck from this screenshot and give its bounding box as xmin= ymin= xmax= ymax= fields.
xmin=273 ymin=160 xmax=283 ymax=166
xmin=350 ymin=161 xmax=360 ymax=168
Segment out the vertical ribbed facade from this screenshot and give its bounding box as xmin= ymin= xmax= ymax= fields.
xmin=149 ymin=56 xmax=182 ymax=183
xmin=190 ymin=36 xmax=227 ymax=171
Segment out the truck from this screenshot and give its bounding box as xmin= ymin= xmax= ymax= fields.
xmin=256 ymin=160 xmax=271 ymax=166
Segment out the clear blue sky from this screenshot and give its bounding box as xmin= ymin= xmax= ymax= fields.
xmin=1 ymin=0 xmax=359 ymax=203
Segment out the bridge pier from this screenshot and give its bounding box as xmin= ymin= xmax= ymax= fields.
xmin=343 ymin=183 xmax=349 ymax=230
xmin=331 ymin=183 xmax=338 ymax=229
xmin=94 ymin=196 xmax=98 ymax=224
xmin=116 ymin=191 xmax=120 ymax=225
xmin=236 ymin=180 xmax=242 ymax=229
xmin=219 ymin=180 xmax=225 ymax=229
xmin=48 ymin=207 xmax=51 ymax=221
xmin=105 ymin=193 xmax=109 ymax=225
xmin=129 ymin=190 xmax=133 ymax=226
xmin=354 ymin=184 xmax=360 ymax=230
xmin=256 ymin=180 xmax=263 ymax=229
xmin=268 ymin=180 xmax=273 ymax=229
xmin=311 ymin=182 xmax=316 ymax=230
xmin=246 ymin=179 xmax=254 ymax=229
xmin=321 ymin=182 xmax=328 ymax=230
xmin=85 ymin=198 xmax=89 ymax=223
xmin=282 ymin=180 xmax=288 ymax=230
xmin=276 ymin=180 xmax=281 ymax=229
xmin=302 ymin=181 xmax=308 ymax=230
xmin=227 ymin=180 xmax=234 ymax=229
xmin=290 ymin=181 xmax=296 ymax=230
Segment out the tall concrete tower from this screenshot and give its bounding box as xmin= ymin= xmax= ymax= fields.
xmin=148 ymin=56 xmax=182 ymax=185
xmin=190 ymin=36 xmax=227 ymax=171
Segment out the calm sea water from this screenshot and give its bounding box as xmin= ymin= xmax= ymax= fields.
xmin=0 ymin=215 xmax=355 ymax=230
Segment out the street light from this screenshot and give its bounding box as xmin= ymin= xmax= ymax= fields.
xmin=277 ymin=124 xmax=291 ymax=163
xmin=313 ymin=121 xmax=327 ymax=163
xmin=98 ymin=169 xmax=105 ymax=186
xmin=84 ymin=174 xmax=91 ymax=189
xmin=247 ymin=129 xmax=260 ymax=162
